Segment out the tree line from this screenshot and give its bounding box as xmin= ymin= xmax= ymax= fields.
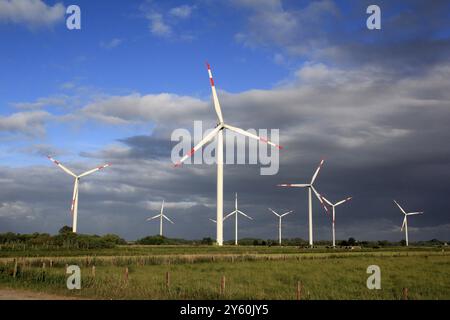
xmin=0 ymin=227 xmax=447 ymax=248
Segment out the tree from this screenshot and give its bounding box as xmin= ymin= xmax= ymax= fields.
xmin=59 ymin=226 xmax=73 ymax=235
xmin=102 ymin=234 xmax=126 ymax=245
xmin=348 ymin=237 xmax=357 ymax=246
xmin=201 ymin=237 xmax=213 ymax=245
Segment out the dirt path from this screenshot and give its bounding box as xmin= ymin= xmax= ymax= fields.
xmin=0 ymin=288 xmax=79 ymax=300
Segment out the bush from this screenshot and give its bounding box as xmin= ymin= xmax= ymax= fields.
xmin=0 ymin=228 xmax=126 ymax=249
xmin=201 ymin=237 xmax=213 ymax=245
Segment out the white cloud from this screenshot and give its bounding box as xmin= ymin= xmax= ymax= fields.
xmin=12 ymin=96 xmax=67 ymax=110
xmin=81 ymin=93 xmax=209 ymax=125
xmin=142 ymin=200 xmax=199 ymax=211
xmin=100 ymin=38 xmax=123 ymax=49
xmin=0 ymin=0 xmax=65 ymax=28
xmin=142 ymin=3 xmax=195 ymax=40
xmin=0 ymin=201 xmax=34 ymax=219
xmin=147 ymin=12 xmax=172 ymax=37
xmin=169 ymin=5 xmax=193 ymax=19
xmin=0 ymin=110 xmax=51 ymax=136
xmin=233 ymin=0 xmax=338 ymax=55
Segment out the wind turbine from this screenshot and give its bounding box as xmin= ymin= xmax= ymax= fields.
xmin=223 ymin=193 xmax=253 ymax=245
xmin=175 ymin=62 xmax=282 ymax=246
xmin=321 ymin=196 xmax=352 ymax=248
xmin=394 ymin=200 xmax=424 ymax=246
xmin=268 ymin=208 xmax=293 ymax=245
xmin=47 ymin=156 xmax=110 ymax=233
xmin=146 ymin=200 xmax=174 ymax=237
xmin=277 ymin=160 xmax=328 ymax=247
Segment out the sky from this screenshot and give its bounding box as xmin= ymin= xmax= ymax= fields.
xmin=0 ymin=0 xmax=449 ymax=242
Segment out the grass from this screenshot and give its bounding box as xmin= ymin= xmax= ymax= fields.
xmin=0 ymin=244 xmax=445 ymax=258
xmin=0 ymin=246 xmax=449 ymax=300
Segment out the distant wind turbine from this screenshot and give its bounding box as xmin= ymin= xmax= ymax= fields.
xmin=146 ymin=200 xmax=174 ymax=237
xmin=223 ymin=193 xmax=253 ymax=245
xmin=277 ymin=160 xmax=328 ymax=247
xmin=268 ymin=208 xmax=293 ymax=245
xmin=321 ymin=196 xmax=352 ymax=248
xmin=47 ymin=156 xmax=110 ymax=233
xmin=393 ymin=200 xmax=424 ymax=246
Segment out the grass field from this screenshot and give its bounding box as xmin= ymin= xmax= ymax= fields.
xmin=0 ymin=246 xmax=449 ymax=300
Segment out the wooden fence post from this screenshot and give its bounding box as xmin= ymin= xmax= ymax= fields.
xmin=13 ymin=259 xmax=18 ymax=278
xmin=402 ymin=288 xmax=408 ymax=300
xmin=92 ymin=266 xmax=96 ymax=278
xmin=42 ymin=262 xmax=46 ymax=282
xmin=124 ymin=267 xmax=129 ymax=282
xmin=220 ymin=275 xmax=226 ymax=295
xmin=166 ymin=271 xmax=170 ymax=289
xmin=296 ymin=281 xmax=302 ymax=300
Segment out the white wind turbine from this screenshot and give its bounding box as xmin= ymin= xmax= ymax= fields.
xmin=146 ymin=200 xmax=174 ymax=237
xmin=321 ymin=196 xmax=352 ymax=248
xmin=47 ymin=156 xmax=110 ymax=233
xmin=278 ymin=160 xmax=328 ymax=247
xmin=394 ymin=200 xmax=424 ymax=246
xmin=224 ymin=193 xmax=253 ymax=245
xmin=175 ymin=62 xmax=282 ymax=246
xmin=268 ymin=208 xmax=293 ymax=245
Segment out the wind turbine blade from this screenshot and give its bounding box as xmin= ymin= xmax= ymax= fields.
xmin=311 ymin=185 xmax=329 ymax=213
xmin=174 ymin=125 xmax=222 ymax=167
xmin=47 ymin=156 xmax=77 ymax=177
xmin=70 ymin=179 xmax=79 ymax=214
xmin=277 ymin=184 xmax=310 ymax=188
xmin=78 ymin=163 xmax=111 ymax=178
xmin=321 ymin=196 xmax=333 ymax=206
xmin=310 ymin=159 xmax=325 ymax=184
xmin=146 ymin=214 xmax=161 ymax=221
xmin=160 ymin=200 xmax=165 ymax=215
xmin=268 ymin=208 xmax=281 ymax=217
xmin=401 ymin=216 xmax=406 ymax=231
xmin=393 ymin=200 xmax=406 ymax=214
xmin=238 ymin=210 xmax=253 ymax=220
xmin=223 ymin=211 xmax=236 ymax=221
xmin=407 ymin=212 xmax=424 ymax=216
xmin=224 ymin=124 xmax=283 ymax=149
xmin=206 ymin=62 xmax=224 ymax=123
xmin=163 ymin=215 xmax=175 ymax=224
xmin=209 ymin=218 xmax=217 ymax=223
xmin=281 ymin=210 xmax=293 ymax=217
xmin=335 ymin=197 xmax=352 ymax=206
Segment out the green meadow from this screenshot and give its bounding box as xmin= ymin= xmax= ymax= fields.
xmin=0 ymin=246 xmax=449 ymax=300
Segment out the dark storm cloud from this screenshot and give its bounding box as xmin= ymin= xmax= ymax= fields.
xmin=80 ymin=135 xmax=174 ymax=160
xmin=234 ymin=0 xmax=450 ymax=76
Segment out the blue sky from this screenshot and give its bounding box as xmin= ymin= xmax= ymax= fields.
xmin=0 ymin=0 xmax=449 ymax=241
xmin=1 ymin=0 xmax=298 ymax=165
